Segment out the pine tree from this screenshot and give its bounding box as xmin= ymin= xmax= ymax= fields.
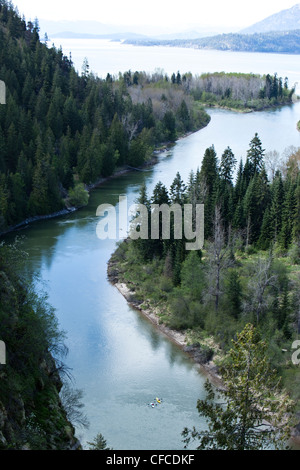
xmin=150 ymin=181 xmax=170 ymax=257
xmin=243 ymin=171 xmax=270 ymax=245
xmin=132 ymin=183 xmax=151 ymax=260
xmin=182 ymin=324 xmax=295 ymax=450
xmin=200 ymin=146 xmax=219 ymax=238
xmin=292 ymin=176 xmax=300 ymax=241
xmin=224 ymin=269 xmax=242 ymax=319
xmin=279 ymin=182 xmax=296 ymax=250
xmin=258 ymin=207 xmax=273 ymax=250
xmin=269 ymin=171 xmax=285 ymax=242
xmin=169 ymin=172 xmax=186 ymax=205
xmin=219 ymin=146 xmax=237 ymax=184
xmin=247 ymin=133 xmax=265 ymax=176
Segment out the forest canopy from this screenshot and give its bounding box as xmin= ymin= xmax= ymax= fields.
xmin=109 ymin=135 xmax=300 ymax=406
xmin=0 ymin=1 xmax=296 ymax=233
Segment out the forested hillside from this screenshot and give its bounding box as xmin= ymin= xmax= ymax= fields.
xmin=0 ymin=241 xmax=81 ymax=449
xmin=1 ymin=2 xmax=297 ymax=234
xmin=0 ymin=1 xmax=209 ymax=233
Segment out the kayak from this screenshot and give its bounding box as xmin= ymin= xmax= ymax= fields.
xmin=148 ymin=398 xmax=163 ymax=407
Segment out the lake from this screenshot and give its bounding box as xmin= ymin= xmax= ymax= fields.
xmin=51 ymin=38 xmax=300 ymax=93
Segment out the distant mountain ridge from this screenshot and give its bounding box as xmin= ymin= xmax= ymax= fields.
xmin=38 ymin=19 xmax=236 ymax=41
xmin=50 ymin=31 xmax=148 ymax=40
xmin=240 ymin=3 xmax=300 ymax=34
xmin=125 ymin=29 xmax=300 ymax=54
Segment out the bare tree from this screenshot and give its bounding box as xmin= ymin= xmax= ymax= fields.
xmin=205 ymin=206 xmax=234 ymax=311
xmin=264 ymin=150 xmax=283 ymax=181
xmin=243 ymin=253 xmax=278 ymax=324
xmin=121 ymin=114 xmax=140 ymax=141
xmin=60 ymin=383 xmax=89 ymax=429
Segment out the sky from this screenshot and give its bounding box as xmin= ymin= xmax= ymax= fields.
xmin=12 ymin=0 xmax=300 ymax=33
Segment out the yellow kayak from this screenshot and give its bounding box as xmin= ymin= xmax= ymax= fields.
xmin=156 ymin=397 xmax=161 ymax=404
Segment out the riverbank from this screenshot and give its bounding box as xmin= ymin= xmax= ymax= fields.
xmin=0 ymin=158 xmax=159 ymax=237
xmin=202 ymin=95 xmax=300 ymax=114
xmin=107 ymin=257 xmax=223 ymax=386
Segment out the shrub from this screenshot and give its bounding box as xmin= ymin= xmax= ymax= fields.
xmin=68 ymin=183 xmax=89 ymax=207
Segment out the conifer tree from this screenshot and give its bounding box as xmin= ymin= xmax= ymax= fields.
xmin=182 ymin=324 xmax=295 ymax=450
xmin=292 ymin=177 xmax=300 ymax=241
xmin=131 ymin=182 xmax=151 ymax=260
xmin=169 ymin=172 xmax=186 ymax=205
xmin=279 ymin=182 xmax=296 ymax=250
xmin=150 ymin=181 xmax=170 ymax=257
xmin=219 ymin=146 xmax=237 ymax=184
xmin=269 ymin=171 xmax=285 ymax=242
xmin=247 ymin=133 xmax=265 ymax=176
xmin=200 ymin=146 xmax=219 ymax=238
xmin=224 ymin=269 xmax=242 ymax=319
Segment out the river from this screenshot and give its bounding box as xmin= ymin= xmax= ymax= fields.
xmin=5 ymin=40 xmax=300 ymax=449
xmin=8 ymin=98 xmax=300 ymax=450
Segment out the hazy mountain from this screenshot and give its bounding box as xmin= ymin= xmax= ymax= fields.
xmin=39 ymin=19 xmax=233 ymax=41
xmin=49 ymin=31 xmax=149 ymax=40
xmin=126 ymin=30 xmax=300 ymax=54
xmin=39 ymin=20 xmax=136 ymax=38
xmin=153 ymin=26 xmax=239 ymax=40
xmin=240 ymin=3 xmax=300 ymax=34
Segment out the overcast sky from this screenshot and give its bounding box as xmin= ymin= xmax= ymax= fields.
xmin=12 ymin=0 xmax=300 ymax=31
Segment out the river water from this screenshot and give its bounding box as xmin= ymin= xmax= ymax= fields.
xmin=10 ymin=100 xmax=300 ymax=450
xmin=6 ymin=41 xmax=300 ymax=449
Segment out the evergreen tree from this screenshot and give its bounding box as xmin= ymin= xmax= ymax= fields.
xmin=279 ymin=181 xmax=296 ymax=250
xmin=182 ymin=324 xmax=295 ymax=450
xmin=200 ymin=145 xmax=219 ymax=195
xmin=292 ymin=177 xmax=300 ymax=241
xmin=247 ymin=133 xmax=265 ymax=176
xmin=200 ymin=146 xmax=219 ymax=238
xmin=243 ymin=171 xmax=270 ymax=245
xmin=224 ymin=269 xmax=242 ymax=319
xmin=269 ymin=171 xmax=285 ymax=243
xmin=150 ymin=181 xmax=170 ymax=257
xmin=169 ymin=172 xmax=186 ymax=205
xmin=162 ymin=110 xmax=176 ymax=141
xmin=131 ymin=182 xmax=151 ymax=260
xmin=219 ymin=146 xmax=237 ymax=184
